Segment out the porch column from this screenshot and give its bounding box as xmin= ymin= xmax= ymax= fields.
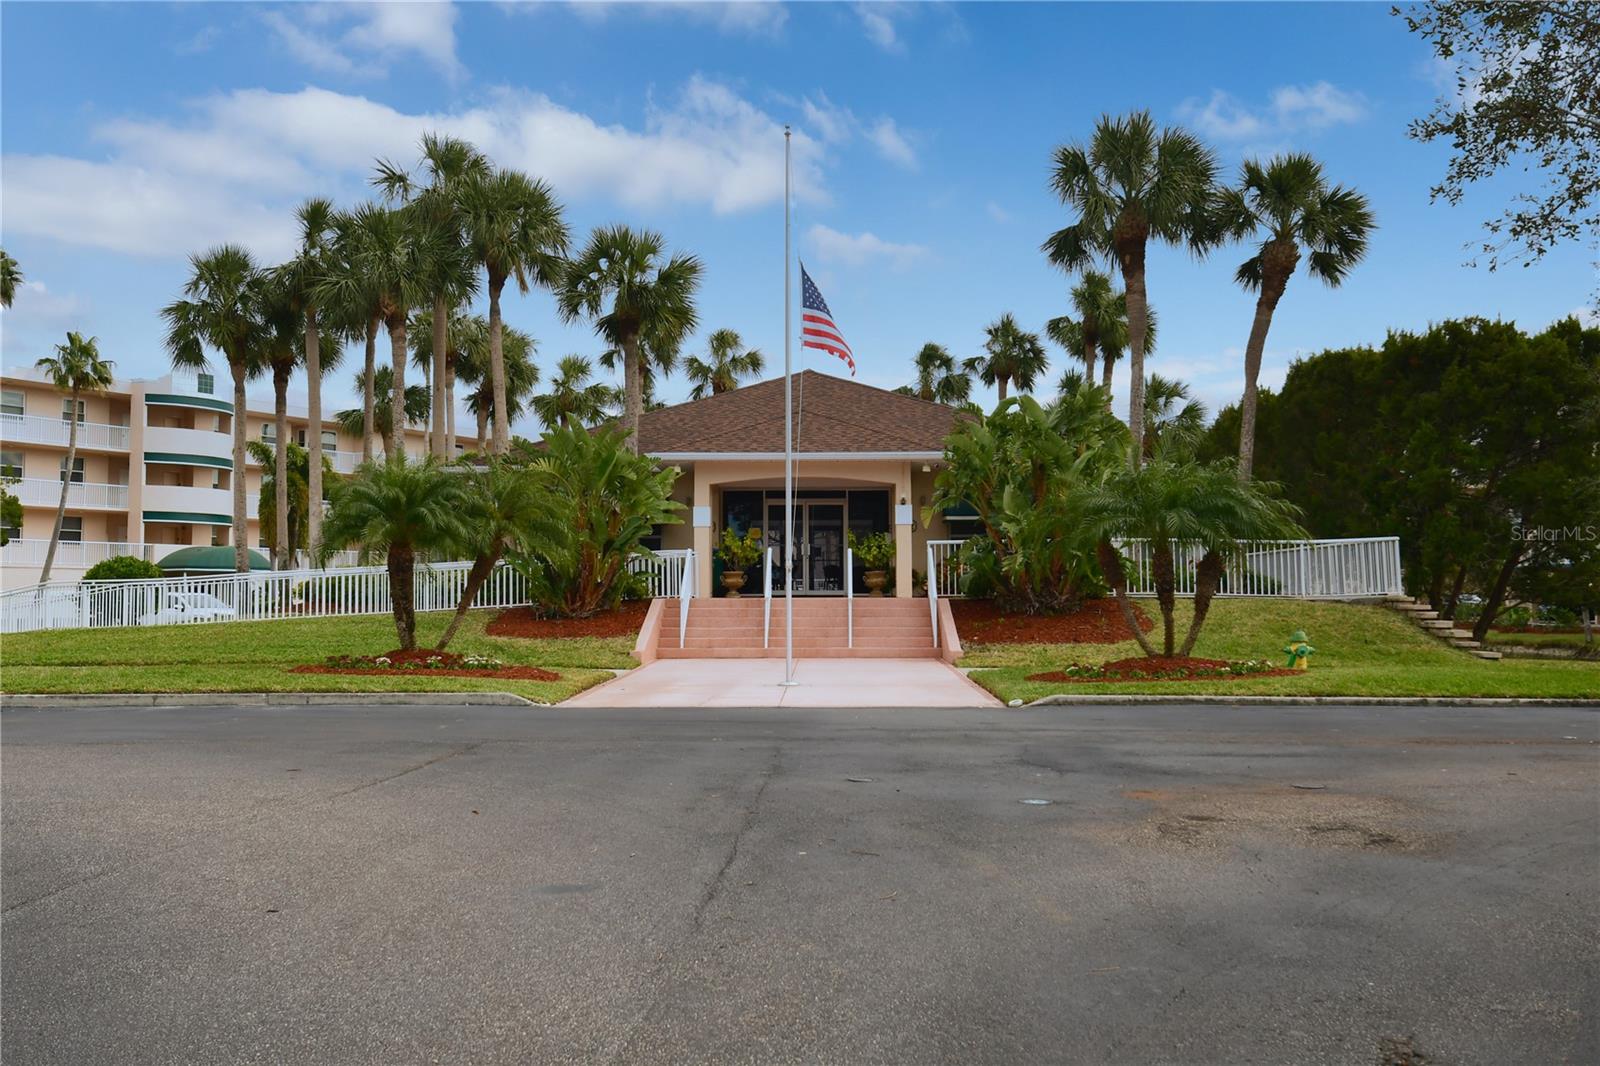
xmin=893 ymin=462 xmax=913 ymax=598
xmin=692 ymin=473 xmax=713 ymax=599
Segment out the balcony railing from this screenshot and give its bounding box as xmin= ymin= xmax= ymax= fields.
xmin=1 ymin=413 xmax=130 ymax=450
xmin=11 ymin=478 xmax=130 ymax=509
xmin=0 ymin=540 xmax=156 ymax=568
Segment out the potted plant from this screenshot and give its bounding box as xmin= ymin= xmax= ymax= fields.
xmin=848 ymin=531 xmax=895 ymax=596
xmin=716 ymin=527 xmax=764 ymax=598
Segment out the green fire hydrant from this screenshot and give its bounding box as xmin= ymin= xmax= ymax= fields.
xmin=1283 ymin=629 xmax=1315 ymax=670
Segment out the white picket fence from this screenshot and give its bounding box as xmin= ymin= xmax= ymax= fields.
xmin=0 ymin=548 xmax=695 ymax=635
xmin=925 ymin=536 xmax=1404 ymax=600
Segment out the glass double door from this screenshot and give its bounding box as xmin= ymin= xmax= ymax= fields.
xmin=765 ymin=500 xmax=847 ymax=593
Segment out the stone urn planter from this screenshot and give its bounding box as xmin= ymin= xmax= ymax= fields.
xmin=863 ymin=570 xmax=888 ymax=597
xmin=721 ymin=571 xmax=748 ymax=598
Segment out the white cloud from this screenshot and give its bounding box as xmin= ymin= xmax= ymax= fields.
xmin=543 ymin=1 xmax=787 ymax=36
xmin=855 ymin=3 xmax=903 ymax=52
xmin=801 ymin=93 xmax=854 ymax=144
xmin=1 ymin=80 xmax=830 ymax=260
xmin=1178 ymin=81 xmax=1366 ymax=145
xmin=1574 ymin=305 xmax=1600 ymax=329
xmin=985 ymin=201 xmax=1010 ymax=224
xmin=264 ymin=2 xmax=463 ymax=81
xmin=806 ymin=224 xmax=927 ymax=269
xmin=866 ymin=117 xmax=916 ymax=169
xmin=0 ymin=279 xmax=87 ymax=332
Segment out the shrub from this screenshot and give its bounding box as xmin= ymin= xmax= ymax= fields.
xmin=83 ymin=555 xmax=164 ymax=581
xmin=848 ymin=531 xmax=895 ymax=571
xmin=717 ymin=527 xmax=765 ymax=569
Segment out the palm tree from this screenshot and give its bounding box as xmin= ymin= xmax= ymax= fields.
xmin=462 ymin=325 xmax=539 ymax=450
xmin=34 ymin=332 xmax=114 ymax=584
xmin=162 ymin=246 xmax=266 ymax=572
xmin=436 ymin=459 xmax=544 ymax=650
xmin=0 ymin=249 xmax=20 ymax=307
xmin=1083 ymin=457 xmax=1304 ymax=657
xmin=320 ymin=456 xmax=469 ymax=651
xmin=460 ymin=168 xmax=569 ymax=454
xmin=375 ymin=135 xmax=488 ymax=457
xmin=1045 ymin=111 xmax=1220 ymax=466
xmin=964 ymin=313 xmax=1048 ymax=402
xmin=258 ymin=282 xmax=303 ymax=571
xmin=1214 ymin=153 xmax=1374 ymax=478
xmin=274 ymin=198 xmax=340 ymax=562
xmin=685 ymin=328 xmax=765 ymax=399
xmin=1044 ymin=270 xmax=1155 ymax=405
xmin=336 ymin=366 xmax=430 ymax=444
xmin=1142 ymin=374 xmax=1207 ymax=460
xmin=532 ymin=354 xmax=618 ymax=430
xmin=246 ymin=439 xmax=334 ymax=567
xmin=410 ymin=306 xmax=483 ymax=455
xmin=558 ymin=225 xmax=702 ymax=453
xmin=905 ymin=342 xmax=971 ymax=405
xmin=319 ymin=211 xmax=386 ymax=463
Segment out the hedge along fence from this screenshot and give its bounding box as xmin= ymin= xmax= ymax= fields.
xmin=1 ymin=550 xmax=693 ymax=634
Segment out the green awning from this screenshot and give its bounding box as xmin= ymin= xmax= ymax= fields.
xmin=158 ymin=545 xmax=271 ymax=572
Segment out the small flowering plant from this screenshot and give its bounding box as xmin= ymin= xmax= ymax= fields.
xmin=323 ymin=652 xmax=507 ymax=672
xmin=1053 ymin=659 xmax=1276 ymax=681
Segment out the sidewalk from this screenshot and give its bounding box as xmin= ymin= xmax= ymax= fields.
xmin=562 ymin=658 xmax=1000 ymax=707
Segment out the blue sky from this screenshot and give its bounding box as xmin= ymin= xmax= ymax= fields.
xmin=2 ymin=1 xmax=1593 ymax=432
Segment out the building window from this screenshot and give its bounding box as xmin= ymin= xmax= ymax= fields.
xmin=211 ymin=527 xmax=226 ymax=547
xmin=59 ymin=516 xmax=83 ymax=544
xmin=0 ymin=513 xmax=19 ymax=543
xmin=61 ymin=398 xmax=86 ymax=423
xmin=323 ymin=429 xmax=339 ymax=450
xmin=197 ymin=373 xmax=214 ymax=395
xmin=0 ymin=449 xmax=22 ymax=479
xmin=261 ymin=422 xmax=277 ymax=443
xmin=1 ymin=389 xmax=23 ymax=417
xmin=59 ymin=457 xmax=85 ymax=484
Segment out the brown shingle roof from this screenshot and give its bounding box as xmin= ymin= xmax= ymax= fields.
xmin=637 ymin=370 xmax=967 ymax=455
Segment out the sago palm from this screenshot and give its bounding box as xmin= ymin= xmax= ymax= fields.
xmin=34 ymin=332 xmax=115 ymax=584
xmin=320 ymin=456 xmax=469 ymax=650
xmin=964 ymin=313 xmax=1048 ymax=402
xmin=460 ymin=168 xmax=569 ymax=454
xmin=1213 ymin=153 xmax=1374 ymax=478
xmin=0 ymin=249 xmax=20 ymax=308
xmin=436 ymin=458 xmax=545 ymax=650
xmin=1045 ymin=111 xmax=1219 ymax=466
xmin=558 ymin=225 xmax=702 ymax=453
xmin=162 ymin=245 xmax=267 ymax=572
xmin=532 ymin=354 xmax=618 ymax=430
xmin=685 ymin=328 xmax=765 ymax=399
xmin=907 ymin=342 xmax=971 ymax=405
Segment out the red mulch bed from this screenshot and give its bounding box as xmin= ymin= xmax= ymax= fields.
xmin=1026 ymin=656 xmax=1298 ymax=684
xmin=290 ymin=647 xmax=561 ymax=682
xmin=951 ymin=598 xmax=1154 ymax=645
xmin=486 ymin=601 xmax=650 ymax=639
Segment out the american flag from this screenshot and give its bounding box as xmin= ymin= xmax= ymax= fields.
xmin=800 ymin=263 xmax=855 ymax=375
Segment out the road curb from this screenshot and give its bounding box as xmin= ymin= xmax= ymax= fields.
xmin=0 ymin=692 xmax=537 ymax=709
xmin=1022 ymin=694 xmax=1600 ymax=707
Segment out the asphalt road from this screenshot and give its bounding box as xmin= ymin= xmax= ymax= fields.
xmin=3 ymin=702 xmax=1597 ymax=1065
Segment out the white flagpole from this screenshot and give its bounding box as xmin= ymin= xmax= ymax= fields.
xmin=782 ymin=126 xmax=797 ymax=686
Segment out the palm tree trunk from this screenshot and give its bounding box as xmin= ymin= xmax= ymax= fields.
xmin=438 ymin=548 xmax=501 ymax=651
xmin=273 ymin=367 xmax=291 ymax=571
xmin=306 ymin=304 xmax=324 ymax=564
xmin=362 ymin=316 xmax=378 ymax=463
xmin=1096 ymin=539 xmax=1158 ymax=657
xmin=388 ymin=542 xmax=417 ymax=650
xmin=38 ymin=388 xmax=79 ymax=585
xmin=1152 ymin=539 xmax=1176 ymax=656
xmin=431 ymin=293 xmax=448 ymax=457
xmin=1100 ymin=352 xmax=1115 ymax=400
xmin=386 ymin=314 xmax=407 ymax=461
xmin=1178 ymin=550 xmax=1225 ymax=657
xmin=1083 ymin=335 xmax=1098 ymax=387
xmin=996 ymin=376 xmax=1009 ymax=403
xmin=476 ymin=409 xmax=487 ymax=453
xmin=1122 ymin=254 xmax=1150 ymax=470
xmin=231 ymin=360 xmax=249 ymax=573
xmin=489 ymin=275 xmax=510 ymax=455
xmin=621 ymin=332 xmax=645 ymax=455
xmin=445 ymin=358 xmax=457 ymax=456
xmin=1237 ymin=274 xmax=1289 ymax=480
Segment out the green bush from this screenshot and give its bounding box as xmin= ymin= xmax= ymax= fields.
xmin=83 ymin=555 xmax=165 ymax=581
xmin=848 ymin=531 xmax=895 ymax=570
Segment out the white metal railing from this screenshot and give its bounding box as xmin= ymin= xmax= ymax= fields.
xmin=1 ymin=540 xmax=157 ymax=568
xmin=678 ymin=550 xmax=695 ymax=649
xmin=927 ymin=539 xmax=966 ymax=599
xmin=1117 ymin=537 xmax=1404 ymax=599
xmin=1 ymin=413 xmax=130 ymax=451
xmin=762 ymin=545 xmax=774 ymax=649
xmin=846 ymin=545 xmax=854 ymax=649
xmin=927 ymin=543 xmax=940 ymax=649
xmin=627 ymin=548 xmax=691 ymax=599
xmin=11 ymin=478 xmax=130 ymax=509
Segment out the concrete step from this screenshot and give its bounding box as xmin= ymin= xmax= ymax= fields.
xmin=1418 ymin=619 xmax=1457 ymax=630
xmin=1449 ymin=638 xmax=1482 ymax=649
xmin=657 ymin=646 xmax=940 ymax=660
xmin=1470 ymin=649 xmax=1503 ymax=660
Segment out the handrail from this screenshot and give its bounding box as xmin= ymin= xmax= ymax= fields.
xmin=845 ymin=545 xmax=854 ymax=649
xmin=762 ymin=545 xmax=774 ymax=649
xmin=927 ymin=543 xmax=939 ymax=649
xmin=678 ymin=549 xmax=695 ymax=649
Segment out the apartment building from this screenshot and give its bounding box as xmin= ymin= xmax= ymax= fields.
xmin=1 ymin=364 xmax=427 ymax=588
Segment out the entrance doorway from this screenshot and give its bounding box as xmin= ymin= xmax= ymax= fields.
xmin=766 ymin=499 xmax=846 ymax=593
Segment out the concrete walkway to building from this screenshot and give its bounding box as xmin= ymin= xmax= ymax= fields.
xmin=564 ymin=658 xmax=1000 ymax=707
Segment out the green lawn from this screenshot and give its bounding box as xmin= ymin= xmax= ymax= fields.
xmin=0 ymin=611 xmax=636 ymax=704
xmin=960 ymin=599 xmax=1600 ymax=702
xmin=1486 ymin=630 xmax=1597 ymax=650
